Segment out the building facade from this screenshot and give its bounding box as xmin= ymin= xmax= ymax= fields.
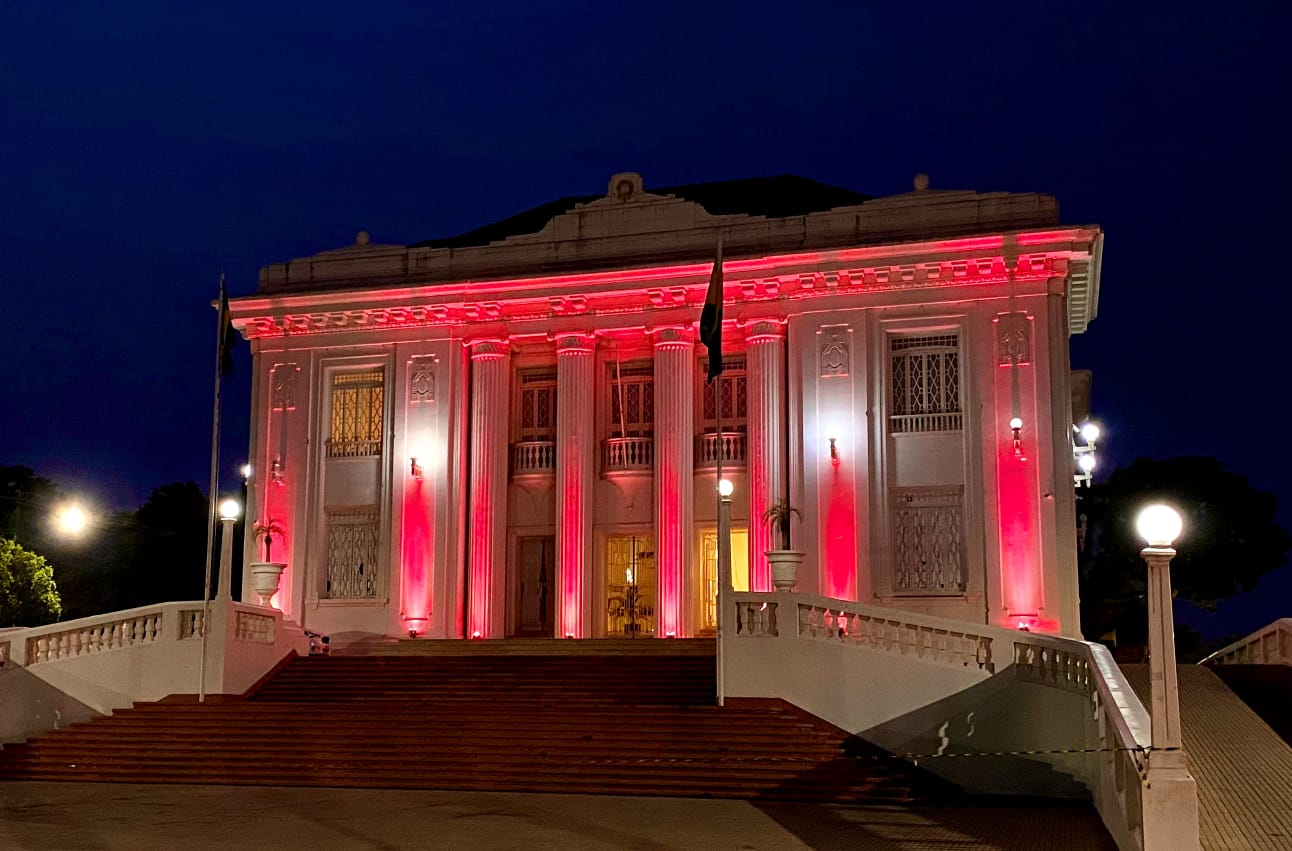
xmin=229 ymin=172 xmax=1102 ymax=641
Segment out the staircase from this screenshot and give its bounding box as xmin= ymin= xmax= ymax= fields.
xmin=0 ymin=641 xmax=949 ymax=802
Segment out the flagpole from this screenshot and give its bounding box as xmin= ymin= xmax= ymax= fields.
xmin=711 ymin=233 xmax=727 ymax=708
xmin=198 ymin=274 xmax=226 ymax=703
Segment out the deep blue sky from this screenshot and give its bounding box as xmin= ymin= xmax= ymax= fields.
xmin=2 ymin=2 xmax=1288 ymax=640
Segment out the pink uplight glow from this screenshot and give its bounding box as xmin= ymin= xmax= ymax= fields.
xmin=400 ymin=476 xmax=433 ymax=638
xmin=825 ymin=463 xmax=857 ymax=600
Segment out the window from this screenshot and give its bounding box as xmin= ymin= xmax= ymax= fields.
xmin=327 ymin=369 xmax=385 ymax=458
xmin=891 ymin=487 xmax=965 ymax=595
xmin=889 ymin=334 xmax=962 ymax=433
xmin=699 ymin=358 xmax=747 ymax=433
xmin=516 ymin=369 xmax=557 ymax=442
xmin=608 ymin=364 xmax=654 ymax=437
xmin=325 ymin=506 xmax=379 ymax=598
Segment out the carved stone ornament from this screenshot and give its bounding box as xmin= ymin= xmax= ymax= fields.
xmin=555 ymin=333 xmax=596 ymax=354
xmin=409 ymin=357 xmax=437 ymax=403
xmin=608 ymin=172 xmax=643 ymax=203
xmin=995 ymin=312 xmax=1032 ymax=366
xmin=819 ymin=327 xmax=850 ymax=377
xmin=271 ymin=364 xmax=299 ymax=411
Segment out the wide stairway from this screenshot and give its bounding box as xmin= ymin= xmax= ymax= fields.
xmin=0 ymin=640 xmax=948 ymax=802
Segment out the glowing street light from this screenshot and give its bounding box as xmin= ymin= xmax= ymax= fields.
xmin=217 ymin=497 xmax=242 ymax=600
xmin=52 ymin=503 xmax=91 ymax=538
xmin=218 ymin=498 xmax=242 ymax=521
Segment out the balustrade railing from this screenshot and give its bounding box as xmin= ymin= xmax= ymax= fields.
xmin=325 ymin=438 xmax=383 ymax=459
xmin=1201 ymin=617 xmax=1292 ymax=666
xmin=1013 ymin=636 xmax=1148 ymax=849
xmin=235 ymin=610 xmax=277 ymax=644
xmin=602 ymin=436 xmax=653 ymax=473
xmin=795 ymin=598 xmax=996 ymax=672
xmin=695 ymin=431 xmax=746 ymax=467
xmin=23 ymin=607 xmax=195 ymax=664
xmin=890 ymin=412 xmax=963 ymax=434
xmin=511 ymin=440 xmax=556 ymax=476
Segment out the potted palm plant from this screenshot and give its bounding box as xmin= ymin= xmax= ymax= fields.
xmin=762 ymin=500 xmax=804 ymax=591
xmin=249 ymin=520 xmax=287 ymax=607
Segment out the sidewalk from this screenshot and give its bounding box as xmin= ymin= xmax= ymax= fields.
xmin=0 ymin=782 xmax=1115 ymax=850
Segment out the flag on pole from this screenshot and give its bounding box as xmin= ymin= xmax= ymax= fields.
xmin=218 ymin=274 xmax=236 ymax=377
xmin=699 ymin=235 xmax=724 ymax=383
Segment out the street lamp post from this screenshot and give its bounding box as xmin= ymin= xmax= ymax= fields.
xmin=217 ymin=498 xmax=241 ymax=601
xmin=1135 ymin=503 xmax=1200 ymax=851
xmin=716 ymin=478 xmax=734 ymax=707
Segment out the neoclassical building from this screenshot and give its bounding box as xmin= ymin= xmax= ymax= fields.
xmin=229 ymin=172 xmax=1102 ymax=642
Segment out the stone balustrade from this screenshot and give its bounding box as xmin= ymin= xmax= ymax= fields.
xmin=695 ymin=431 xmax=746 ymax=467
xmin=1201 ymin=617 xmax=1292 ymax=666
xmin=235 ymin=610 xmax=277 ymax=644
xmin=602 ymin=436 xmax=653 ymax=473
xmin=511 ymin=440 xmax=556 ymax=476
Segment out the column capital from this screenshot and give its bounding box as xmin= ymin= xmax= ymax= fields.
xmin=466 ymin=338 xmax=510 ymax=360
xmin=552 ymin=332 xmax=597 ymax=354
xmin=649 ymin=325 xmax=695 ymax=348
xmin=741 ymin=318 xmax=787 ymax=343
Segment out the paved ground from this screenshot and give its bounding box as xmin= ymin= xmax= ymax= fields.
xmin=0 ymin=782 xmax=1115 ymax=850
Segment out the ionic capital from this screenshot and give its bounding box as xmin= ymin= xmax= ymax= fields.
xmin=741 ymin=317 xmax=787 ymax=344
xmin=467 ymin=338 xmax=510 ymax=360
xmin=649 ymin=325 xmax=695 ymax=349
xmin=552 ymin=332 xmax=597 ymax=355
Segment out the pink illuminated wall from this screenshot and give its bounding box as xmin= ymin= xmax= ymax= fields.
xmin=993 ymin=312 xmax=1048 ymax=631
xmin=260 ymin=362 xmax=299 ymax=615
xmin=824 ymin=462 xmax=857 ymax=600
xmin=400 ymin=479 xmax=433 ymax=636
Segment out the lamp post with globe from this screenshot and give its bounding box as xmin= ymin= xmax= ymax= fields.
xmin=1135 ymin=502 xmax=1200 ymax=851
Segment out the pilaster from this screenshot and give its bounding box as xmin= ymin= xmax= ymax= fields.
xmin=651 ymin=326 xmax=695 ymax=637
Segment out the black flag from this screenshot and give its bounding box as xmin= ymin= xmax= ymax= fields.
xmin=699 ymin=237 xmax=724 ymax=382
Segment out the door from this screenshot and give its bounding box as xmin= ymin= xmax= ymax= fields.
xmin=605 ymin=535 xmax=656 ymax=637
xmin=516 ymin=536 xmax=555 ymax=636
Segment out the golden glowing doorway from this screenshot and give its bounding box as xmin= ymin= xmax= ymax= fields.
xmin=700 ymin=528 xmax=749 ymax=634
xmin=605 ymin=535 xmax=656 ymax=637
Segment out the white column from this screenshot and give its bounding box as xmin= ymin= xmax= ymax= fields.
xmin=466 ymin=339 xmax=510 ymax=638
xmin=652 ymin=326 xmax=695 ymax=637
xmin=555 ymin=333 xmax=596 ymax=638
xmin=745 ymin=320 xmax=786 ymax=591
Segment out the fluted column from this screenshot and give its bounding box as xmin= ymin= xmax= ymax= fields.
xmin=467 ymin=339 xmax=510 ymax=638
xmin=651 ymin=326 xmax=695 ymax=637
xmin=745 ymin=320 xmax=787 ymax=591
xmin=555 ymin=333 xmax=596 ymax=638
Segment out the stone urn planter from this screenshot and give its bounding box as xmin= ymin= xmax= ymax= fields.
xmin=249 ymin=562 xmax=287 ymax=607
xmin=762 ymin=499 xmax=804 ymax=591
xmin=766 ymin=550 xmax=805 ymax=592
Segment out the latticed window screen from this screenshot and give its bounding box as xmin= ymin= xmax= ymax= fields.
xmin=608 ymin=364 xmax=654 ymax=437
xmin=700 ymin=359 xmax=747 ymax=432
xmin=892 ymin=487 xmax=965 ymax=596
xmin=327 ymin=369 xmax=385 ymax=457
xmin=889 ymin=334 xmax=962 ymax=433
xmin=325 ymin=507 xmax=379 ymax=598
xmin=517 ymin=370 xmax=557 ymax=441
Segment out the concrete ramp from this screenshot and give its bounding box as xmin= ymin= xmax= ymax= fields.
xmin=1121 ymin=664 xmax=1292 ymax=850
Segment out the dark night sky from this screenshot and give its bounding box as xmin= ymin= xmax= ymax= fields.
xmin=2 ymin=2 xmax=1288 ymax=640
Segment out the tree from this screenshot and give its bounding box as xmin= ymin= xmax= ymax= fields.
xmin=0 ymin=537 xmax=62 ymax=626
xmin=1079 ymin=456 xmax=1291 ymax=646
xmin=1 ymin=465 xmax=60 ymax=547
